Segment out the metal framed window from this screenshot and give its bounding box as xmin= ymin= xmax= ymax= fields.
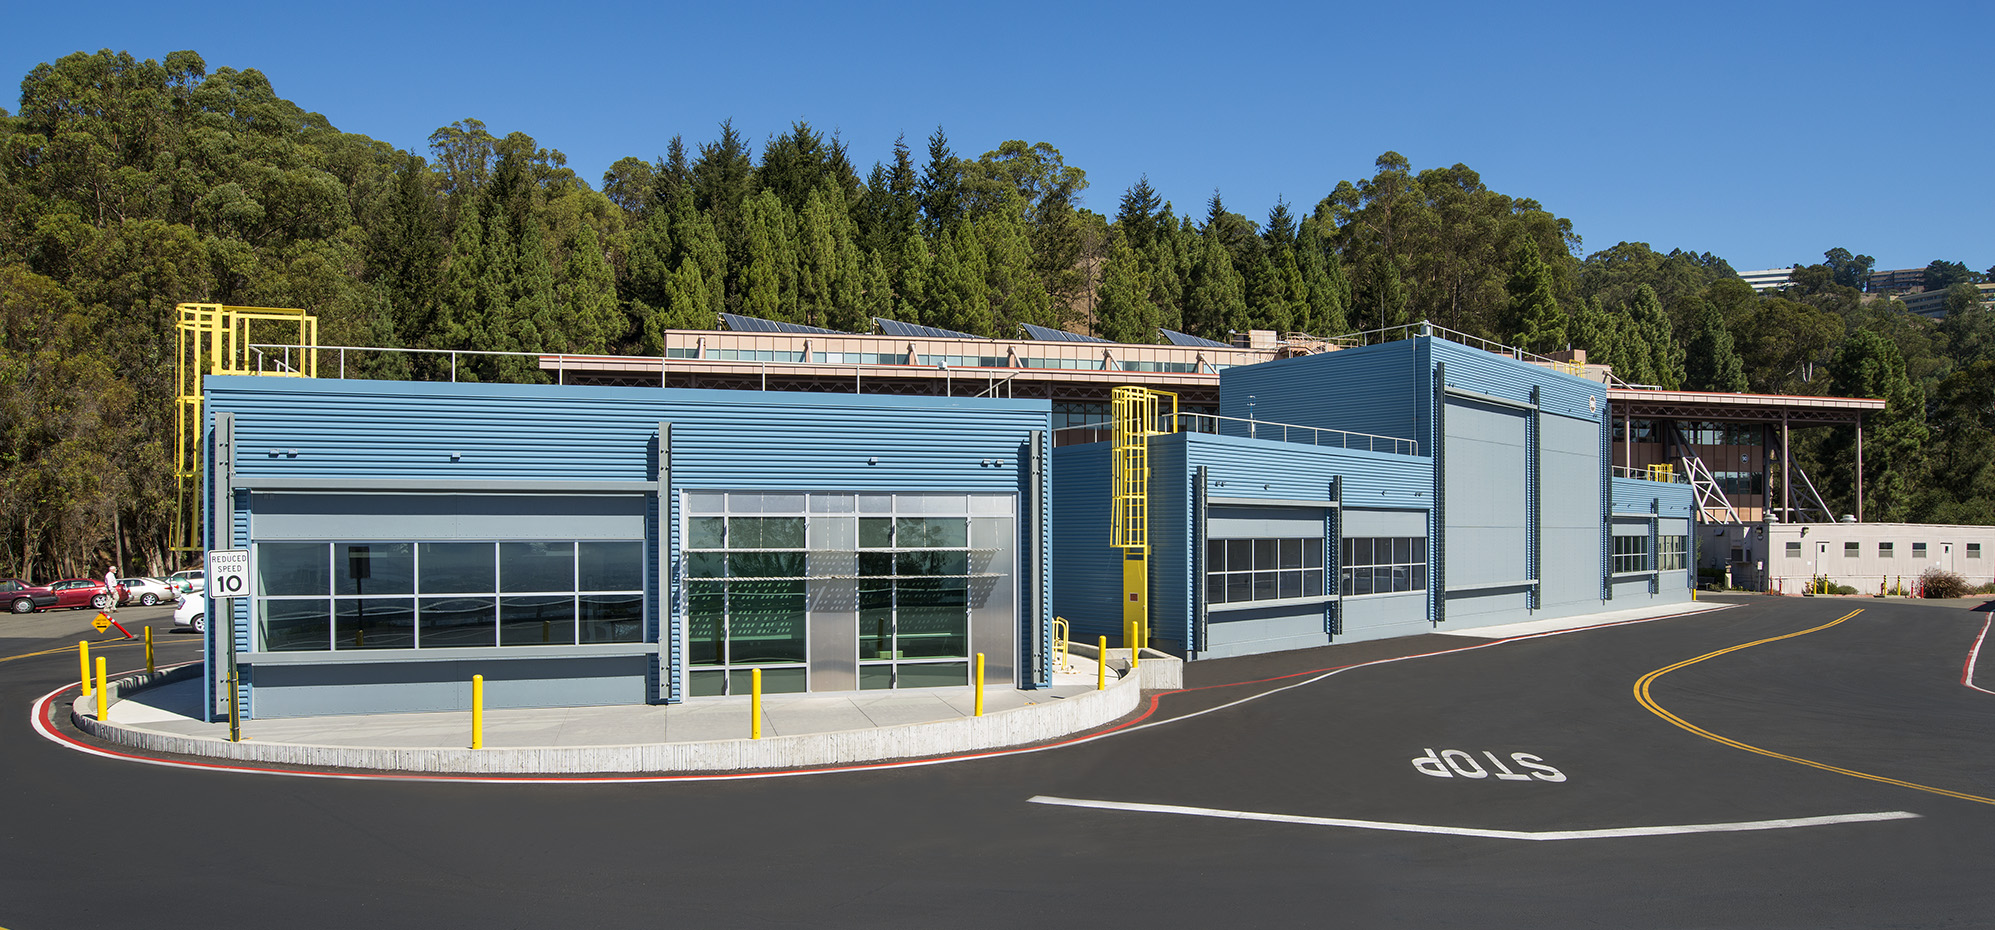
xmin=1845 ymin=542 xmax=1860 ymax=557
xmin=252 ymin=540 xmax=645 ymax=652
xmin=682 ymin=491 xmax=1010 ymax=696
xmin=1612 ymin=535 xmax=1650 ymax=574
xmin=1878 ymin=542 xmax=1894 ymax=558
xmin=1205 ymin=537 xmax=1326 ymax=604
xmin=1335 ymin=537 xmax=1425 ymax=597
xmin=1659 ymin=536 xmax=1688 ymax=571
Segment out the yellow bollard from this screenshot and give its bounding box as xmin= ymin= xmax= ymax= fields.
xmin=95 ymin=656 xmax=108 ymax=719
xmin=974 ymin=653 xmax=985 ymax=717
xmin=78 ymin=640 xmax=93 ymax=697
xmin=1097 ymin=636 xmax=1107 ymax=691
xmin=471 ymin=674 xmax=484 ymax=749
xmin=751 ymin=668 xmax=763 ymax=740
xmin=144 ymin=625 xmax=155 ymax=674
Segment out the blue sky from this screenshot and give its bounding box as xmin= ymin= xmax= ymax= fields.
xmin=7 ymin=0 xmax=1990 ymax=274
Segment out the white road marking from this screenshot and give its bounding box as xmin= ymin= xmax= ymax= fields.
xmin=1027 ymin=795 xmax=1921 ymax=841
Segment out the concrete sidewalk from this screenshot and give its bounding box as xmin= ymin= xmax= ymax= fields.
xmin=72 ymin=646 xmax=1182 ymax=775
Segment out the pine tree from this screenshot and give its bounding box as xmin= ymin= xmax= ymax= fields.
xmin=919 ymin=127 xmax=962 ymax=238
xmin=1116 ymin=176 xmax=1164 ymax=252
xmin=557 ymin=224 xmax=619 ymax=352
xmin=1095 ymin=236 xmax=1158 ymax=343
xmin=1628 ymin=285 xmax=1684 ymax=390
xmin=1187 ymin=232 xmax=1247 ymax=339
xmin=1825 ymin=329 xmax=1929 ymax=521
xmin=738 ymin=190 xmax=798 ymax=321
xmin=928 ymin=224 xmax=992 ymax=334
xmin=1683 ymin=299 xmax=1748 ymax=392
xmin=1507 ymin=237 xmax=1567 ymax=353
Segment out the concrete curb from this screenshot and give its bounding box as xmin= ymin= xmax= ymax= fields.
xmin=72 ymin=649 xmax=1184 ymax=774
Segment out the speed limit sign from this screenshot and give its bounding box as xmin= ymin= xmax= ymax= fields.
xmin=208 ymin=549 xmax=250 ymax=597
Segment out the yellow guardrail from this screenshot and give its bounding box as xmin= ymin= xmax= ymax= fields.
xmin=1053 ymin=617 xmax=1070 ymax=672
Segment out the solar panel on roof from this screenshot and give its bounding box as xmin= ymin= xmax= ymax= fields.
xmin=1020 ymin=322 xmax=1112 ymax=343
xmin=1160 ymin=328 xmax=1232 ymax=348
xmin=719 ymin=313 xmax=845 ymax=335
xmin=873 ymin=317 xmax=981 ymax=340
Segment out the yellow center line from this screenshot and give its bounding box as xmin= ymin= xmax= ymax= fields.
xmin=1635 ymin=608 xmax=1995 ymax=806
xmin=0 ymin=633 xmax=200 ymax=665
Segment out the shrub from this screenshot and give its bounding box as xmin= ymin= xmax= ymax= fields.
xmin=1920 ymin=567 xmax=1970 ymax=599
xmin=1976 ymin=581 xmax=1995 ymax=595
xmin=1834 ymin=584 xmax=1859 ymax=596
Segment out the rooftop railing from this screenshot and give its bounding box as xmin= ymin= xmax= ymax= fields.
xmin=1052 ymin=412 xmax=1419 ymax=457
xmin=1611 ymin=464 xmax=1690 ymax=484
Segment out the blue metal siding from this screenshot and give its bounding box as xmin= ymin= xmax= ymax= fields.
xmin=1148 ymin=437 xmax=1195 ymax=652
xmin=1050 ymin=442 xmax=1124 ymax=645
xmin=209 ymin=377 xmax=1045 ymax=491
xmin=1218 ymin=340 xmax=1423 ymax=444
xmin=1183 ymin=433 xmax=1432 ymax=509
xmin=1428 ymin=340 xmax=1603 ymax=423
xmin=1611 ymin=477 xmax=1695 ymax=518
xmin=207 ymin=377 xmax=1051 ymax=710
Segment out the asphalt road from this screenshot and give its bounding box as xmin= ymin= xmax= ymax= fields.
xmin=2 ymin=596 xmax=1991 ymax=929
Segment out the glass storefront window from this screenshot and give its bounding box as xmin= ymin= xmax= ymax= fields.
xmin=684 ymin=490 xmax=1005 ymax=695
xmin=253 ymin=540 xmax=644 ymax=652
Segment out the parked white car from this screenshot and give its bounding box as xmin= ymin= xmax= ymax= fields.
xmin=173 ymin=592 xmax=205 ymax=633
xmin=117 ymin=577 xmax=178 ymax=606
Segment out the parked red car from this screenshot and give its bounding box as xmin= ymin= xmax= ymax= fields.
xmin=37 ymin=579 xmax=115 ymax=611
xmin=2 ymin=578 xmax=59 ymax=614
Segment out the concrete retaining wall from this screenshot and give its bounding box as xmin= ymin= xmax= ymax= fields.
xmin=74 ymin=651 xmax=1185 ymax=774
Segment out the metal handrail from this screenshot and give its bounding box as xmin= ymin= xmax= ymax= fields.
xmin=1611 ymin=465 xmax=1689 ymax=483
xmin=1053 ymin=413 xmax=1420 ymax=457
xmin=1052 ymin=617 xmax=1070 ymax=672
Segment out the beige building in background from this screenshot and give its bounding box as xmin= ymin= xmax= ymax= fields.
xmin=1765 ymin=522 xmax=1995 ymax=593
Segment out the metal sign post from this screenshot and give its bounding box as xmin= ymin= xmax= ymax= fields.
xmin=208 ymin=549 xmax=249 ymax=742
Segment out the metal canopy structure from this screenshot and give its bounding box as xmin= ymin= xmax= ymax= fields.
xmin=1608 ymin=387 xmax=1887 ymax=525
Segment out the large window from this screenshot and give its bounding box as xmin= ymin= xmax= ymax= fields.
xmin=1337 ymin=537 xmax=1426 ymax=597
xmin=1612 ymin=535 xmax=1650 ymax=574
xmin=1659 ymin=536 xmax=1688 ymax=571
xmin=1207 ymin=537 xmax=1326 ymax=604
xmin=683 ymin=491 xmax=1010 ymax=696
xmin=254 ymin=540 xmax=644 ymax=652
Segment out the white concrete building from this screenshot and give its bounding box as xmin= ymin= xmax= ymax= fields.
xmin=1738 ymin=269 xmax=1795 ymax=293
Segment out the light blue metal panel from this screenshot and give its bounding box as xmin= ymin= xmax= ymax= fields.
xmin=1611 ymin=477 xmax=1695 ymax=518
xmin=1182 ymin=433 xmax=1431 ymax=509
xmin=1049 ymin=442 xmax=1124 ymax=646
xmin=1443 ymin=398 xmax=1528 ymax=589
xmin=1428 ymin=339 xmax=1604 ymax=423
xmin=1540 ymin=413 xmax=1604 ymax=611
xmin=1218 ymin=340 xmax=1423 ymax=444
xmin=208 ymin=377 xmax=1048 ymax=491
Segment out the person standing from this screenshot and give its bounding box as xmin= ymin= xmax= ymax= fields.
xmin=104 ymin=565 xmax=120 ymax=610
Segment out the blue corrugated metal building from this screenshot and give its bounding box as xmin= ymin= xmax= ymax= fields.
xmin=1053 ymin=333 xmax=1693 ymax=658
xmin=199 ymin=329 xmax=1695 ymax=717
xmin=200 ymin=377 xmax=1050 ymax=718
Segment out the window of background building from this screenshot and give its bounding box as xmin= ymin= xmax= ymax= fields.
xmin=1971 ymin=543 xmax=1983 ymax=558
xmin=1208 ymin=537 xmax=1326 ymax=603
xmin=1336 ymin=537 xmax=1425 ymax=596
xmin=1612 ymin=535 xmax=1650 ymax=574
xmin=1913 ymin=542 xmax=1927 ymax=558
xmin=1879 ymin=542 xmax=1894 ymax=558
xmin=1845 ymin=542 xmax=1860 ymax=557
xmin=254 ymin=540 xmax=644 ymax=653
xmin=1786 ymin=541 xmax=1803 ymax=557
xmin=1661 ymin=534 xmax=1689 ymax=570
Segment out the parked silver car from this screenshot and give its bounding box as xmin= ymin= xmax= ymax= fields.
xmin=117 ymin=577 xmax=177 ymax=606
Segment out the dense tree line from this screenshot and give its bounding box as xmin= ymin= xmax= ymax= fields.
xmin=2 ymin=49 xmax=1991 ymax=580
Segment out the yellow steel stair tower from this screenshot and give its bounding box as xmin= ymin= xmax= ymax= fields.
xmin=174 ymin=304 xmax=318 ymax=552
xmin=1110 ymin=386 xmax=1176 ymax=650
